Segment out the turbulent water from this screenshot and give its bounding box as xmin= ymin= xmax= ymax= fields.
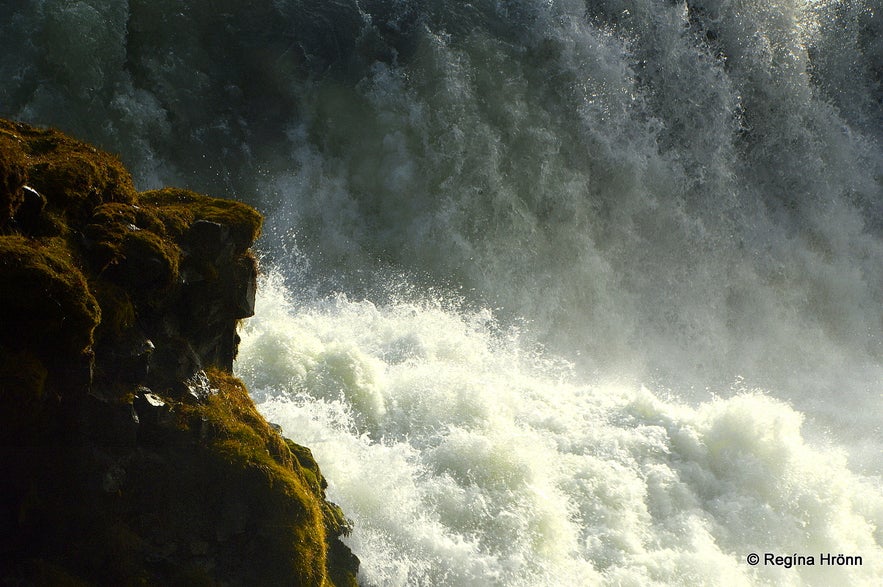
xmin=3 ymin=0 xmax=882 ymax=584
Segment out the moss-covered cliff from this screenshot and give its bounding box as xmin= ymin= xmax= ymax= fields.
xmin=0 ymin=119 xmax=359 ymax=586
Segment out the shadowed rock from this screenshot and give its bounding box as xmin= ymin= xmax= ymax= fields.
xmin=0 ymin=119 xmax=359 ymax=587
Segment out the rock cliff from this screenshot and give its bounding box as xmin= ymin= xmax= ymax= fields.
xmin=0 ymin=119 xmax=359 ymax=586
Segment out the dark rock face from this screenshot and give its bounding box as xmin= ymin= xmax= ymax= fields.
xmin=0 ymin=119 xmax=359 ymax=586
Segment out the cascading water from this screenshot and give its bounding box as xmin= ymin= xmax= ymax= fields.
xmin=2 ymin=0 xmax=880 ymax=584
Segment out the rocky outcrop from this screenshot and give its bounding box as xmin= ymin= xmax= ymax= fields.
xmin=0 ymin=119 xmax=359 ymax=586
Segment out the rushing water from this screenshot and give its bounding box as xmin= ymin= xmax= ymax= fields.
xmin=2 ymin=0 xmax=881 ymax=584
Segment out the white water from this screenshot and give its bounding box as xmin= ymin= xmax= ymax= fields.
xmin=3 ymin=0 xmax=881 ymax=583
xmin=237 ymin=272 xmax=882 ymax=585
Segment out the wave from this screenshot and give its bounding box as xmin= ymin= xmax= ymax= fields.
xmin=237 ymin=271 xmax=883 ymax=585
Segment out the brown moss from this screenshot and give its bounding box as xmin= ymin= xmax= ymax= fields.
xmin=0 ymin=129 xmax=28 ymax=228
xmin=89 ymin=201 xmax=168 ymax=234
xmin=90 ymin=281 xmax=136 ymax=342
xmin=84 ymin=203 xmax=181 ymax=296
xmin=140 ymin=188 xmax=263 ymax=253
xmin=173 ymin=368 xmax=331 ymax=585
xmin=0 ymin=119 xmax=353 ymax=586
xmin=0 ymin=235 xmax=100 ymax=359
xmin=0 ymin=119 xmax=137 ymax=228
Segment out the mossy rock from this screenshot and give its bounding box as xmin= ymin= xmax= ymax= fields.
xmin=0 ymin=128 xmax=28 ymax=227
xmin=0 ymin=119 xmax=355 ymax=587
xmin=84 ymin=203 xmax=181 ymax=296
xmin=0 ymin=235 xmax=100 ymax=359
xmin=140 ymin=188 xmax=263 ymax=254
xmin=0 ymin=119 xmax=136 ymax=230
xmin=90 ymin=281 xmax=136 ymax=342
xmin=172 ymin=369 xmax=332 ymax=585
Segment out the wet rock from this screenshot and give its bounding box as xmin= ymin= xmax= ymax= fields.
xmin=187 ymin=219 xmax=232 ymax=264
xmin=14 ymin=185 xmax=47 ymax=232
xmin=150 ymin=336 xmax=202 ymax=387
xmin=232 ymin=254 xmax=258 ymax=318
xmin=0 ymin=119 xmax=359 ymax=587
xmin=98 ymin=334 xmax=154 ymax=386
xmin=134 ymin=388 xmax=175 ymax=430
xmin=184 ymin=370 xmax=217 ymax=403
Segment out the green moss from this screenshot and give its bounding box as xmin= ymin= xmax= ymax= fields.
xmin=175 ymin=368 xmax=331 ymax=585
xmin=140 ymin=188 xmax=263 ymax=253
xmin=285 ymin=439 xmax=352 ymax=542
xmin=0 ymin=120 xmax=136 ymax=229
xmin=84 ymin=203 xmax=181 ymax=296
xmin=190 ymin=371 xmax=296 ymax=471
xmin=0 ymin=235 xmax=100 ymax=359
xmin=287 ymin=439 xmax=324 ymax=492
xmin=90 ymin=281 xmax=136 ymax=341
xmin=0 ymin=128 xmax=28 ymax=228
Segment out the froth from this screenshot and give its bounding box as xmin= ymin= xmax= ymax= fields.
xmin=237 ymin=274 xmax=883 ymax=586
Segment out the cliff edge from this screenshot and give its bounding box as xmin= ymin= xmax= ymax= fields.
xmin=0 ymin=119 xmax=359 ymax=586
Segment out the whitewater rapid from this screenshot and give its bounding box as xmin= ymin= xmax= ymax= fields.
xmin=236 ymin=272 xmax=882 ymax=586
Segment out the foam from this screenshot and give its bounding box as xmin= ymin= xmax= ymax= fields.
xmin=237 ymin=273 xmax=883 ymax=586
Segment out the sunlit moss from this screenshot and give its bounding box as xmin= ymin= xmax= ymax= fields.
xmin=286 ymin=438 xmax=352 ymax=539
xmin=140 ymin=188 xmax=263 ymax=253
xmin=0 ymin=119 xmax=136 ymax=229
xmin=84 ymin=203 xmax=181 ymax=296
xmin=175 ymin=368 xmax=332 ymax=585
